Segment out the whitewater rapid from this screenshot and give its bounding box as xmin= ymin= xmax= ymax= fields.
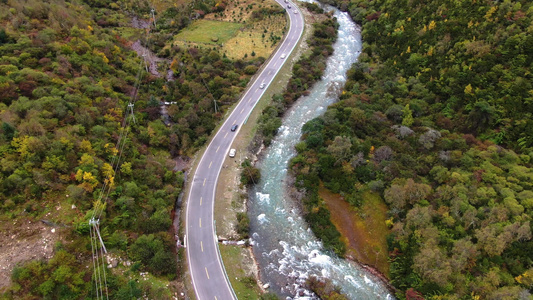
xmin=248 ymin=2 xmax=394 ymax=299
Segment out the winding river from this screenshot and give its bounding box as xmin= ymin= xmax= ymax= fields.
xmin=248 ymin=3 xmax=394 ymax=299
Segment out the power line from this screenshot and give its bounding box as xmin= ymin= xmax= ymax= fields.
xmin=90 ymin=225 xmax=104 ymax=299
xmin=87 ymin=4 xmax=160 ymax=297
xmin=97 ymin=221 xmax=110 ymax=300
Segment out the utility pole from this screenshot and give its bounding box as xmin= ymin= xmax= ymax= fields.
xmin=142 ymin=50 xmax=149 ymax=73
xmin=128 ymin=103 xmax=136 ymax=124
xmin=151 ymin=8 xmax=157 ymax=28
xmin=89 ymin=218 xmax=107 ymax=254
xmin=212 ymin=97 xmax=218 ymax=114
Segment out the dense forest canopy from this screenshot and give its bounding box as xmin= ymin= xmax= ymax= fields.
xmin=338 ymin=0 xmax=533 ymax=150
xmin=0 ymin=0 xmax=272 ymax=297
xmin=290 ymin=0 xmax=533 ymax=299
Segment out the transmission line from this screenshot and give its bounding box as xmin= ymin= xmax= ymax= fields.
xmin=88 ymin=4 xmax=160 ymax=297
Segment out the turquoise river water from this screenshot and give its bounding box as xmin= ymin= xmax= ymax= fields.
xmin=248 ymin=2 xmax=394 ymax=299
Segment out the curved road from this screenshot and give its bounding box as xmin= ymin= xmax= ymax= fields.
xmin=185 ymin=1 xmax=304 ymax=299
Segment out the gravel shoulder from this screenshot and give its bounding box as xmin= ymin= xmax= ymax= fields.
xmin=212 ymin=5 xmax=314 ymax=295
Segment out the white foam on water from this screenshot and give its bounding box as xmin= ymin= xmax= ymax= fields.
xmin=308 ymin=250 xmax=331 ymax=266
xmin=257 ymin=213 xmax=268 ymax=224
xmin=249 ymin=1 xmax=393 ymax=298
xmin=256 ymin=192 xmax=270 ymax=204
xmin=320 ymin=268 xmax=330 ymax=278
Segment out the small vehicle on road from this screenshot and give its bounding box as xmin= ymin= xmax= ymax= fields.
xmin=287 ymin=4 xmax=291 ymax=8
xmin=280 ymin=53 xmax=286 ymax=59
xmin=284 ymin=0 xmax=288 ymax=2
xmin=294 ymin=10 xmax=298 ymax=14
xmin=229 ymin=149 xmax=236 ymax=157
xmin=260 ymin=83 xmax=266 ymax=89
xmin=231 ymin=124 xmax=238 ymax=131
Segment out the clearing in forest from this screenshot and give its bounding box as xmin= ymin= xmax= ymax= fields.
xmin=174 ymin=19 xmax=243 ymax=45
xmin=319 ymin=186 xmax=391 ymax=277
xmin=174 ymin=0 xmax=287 ymax=60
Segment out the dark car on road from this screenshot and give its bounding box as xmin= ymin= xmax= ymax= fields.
xmin=231 ymin=124 xmax=238 ymax=131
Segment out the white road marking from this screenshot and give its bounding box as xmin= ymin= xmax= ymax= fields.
xmin=200 ymin=197 xmax=202 ymax=206
xmin=199 ymin=218 xmax=202 ymax=228
xmin=185 ymin=4 xmax=304 ymax=297
xmin=201 ymin=241 xmax=204 ymax=252
xmin=209 ymin=161 xmax=212 ymax=168
xmin=203 ymin=178 xmax=206 ymax=186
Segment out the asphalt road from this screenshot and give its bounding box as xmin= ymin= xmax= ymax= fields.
xmin=185 ymin=1 xmax=304 ymax=299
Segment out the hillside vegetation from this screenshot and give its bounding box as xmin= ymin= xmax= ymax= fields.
xmin=290 ymin=0 xmax=533 ymax=299
xmin=0 ymin=0 xmax=278 ymax=297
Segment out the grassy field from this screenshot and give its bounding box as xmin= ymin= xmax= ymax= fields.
xmin=173 ymin=0 xmax=287 ymax=60
xmin=319 ymin=187 xmax=391 ymax=277
xmin=222 ymin=14 xmax=286 ymax=60
xmin=174 ymin=19 xmax=243 ymax=44
xmin=219 ymin=245 xmax=262 ymax=299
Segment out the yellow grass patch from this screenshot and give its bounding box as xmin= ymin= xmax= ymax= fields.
xmin=319 ymin=186 xmax=391 ymax=277
xmin=222 ymin=14 xmax=286 ymax=59
xmin=198 ymin=0 xmax=287 ymax=60
xmin=174 ymin=19 xmax=243 ymax=44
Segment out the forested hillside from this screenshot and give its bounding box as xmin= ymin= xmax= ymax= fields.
xmin=291 ymin=0 xmax=533 ymax=298
xmin=0 ymin=0 xmax=272 ymax=297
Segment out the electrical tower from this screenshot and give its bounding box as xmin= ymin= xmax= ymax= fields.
xmin=128 ymin=103 xmax=136 ymax=124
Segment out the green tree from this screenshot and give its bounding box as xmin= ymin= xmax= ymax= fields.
xmin=401 ymin=104 xmax=414 ymax=127
xmin=327 ymin=136 xmax=352 ymax=165
xmin=467 ymin=101 xmax=498 ymax=133
xmin=1 ymin=122 xmax=16 ymax=141
xmin=240 ymin=160 xmax=261 ymax=186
